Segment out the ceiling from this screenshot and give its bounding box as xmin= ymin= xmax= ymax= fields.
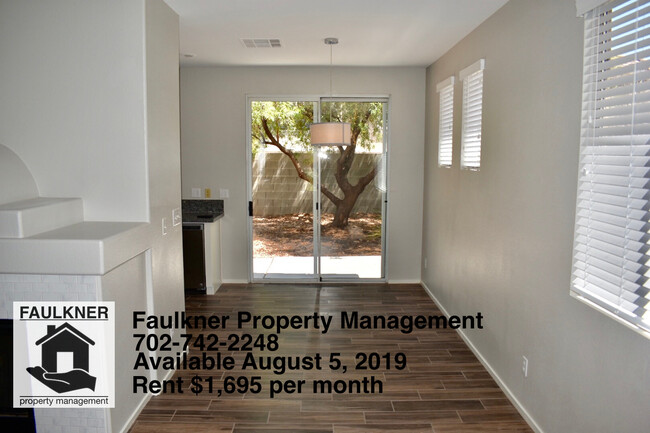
xmin=163 ymin=0 xmax=508 ymax=67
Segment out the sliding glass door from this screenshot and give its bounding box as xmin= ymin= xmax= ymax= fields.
xmin=318 ymin=99 xmax=386 ymax=279
xmin=250 ymin=100 xmax=317 ymax=279
xmin=248 ymin=97 xmax=387 ymax=281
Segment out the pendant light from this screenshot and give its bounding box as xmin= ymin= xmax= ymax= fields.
xmin=310 ymin=37 xmax=351 ymax=147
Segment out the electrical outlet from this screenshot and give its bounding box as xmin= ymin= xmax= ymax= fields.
xmin=220 ymin=188 xmax=230 ymax=199
xmin=191 ymin=188 xmax=201 ymax=198
xmin=522 ymin=356 xmax=528 ymax=377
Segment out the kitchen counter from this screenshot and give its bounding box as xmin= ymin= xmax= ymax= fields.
xmin=182 ymin=199 xmax=224 ymax=224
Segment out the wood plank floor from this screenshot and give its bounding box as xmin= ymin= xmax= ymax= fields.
xmin=129 ymin=283 xmax=533 ymax=433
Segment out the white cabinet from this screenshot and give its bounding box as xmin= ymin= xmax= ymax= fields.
xmin=204 ymin=219 xmax=222 ymax=294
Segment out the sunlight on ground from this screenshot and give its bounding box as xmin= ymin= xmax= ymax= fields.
xmin=253 ymin=256 xmax=382 ymax=279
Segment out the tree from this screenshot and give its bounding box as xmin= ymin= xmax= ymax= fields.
xmin=252 ymin=101 xmax=383 ymax=228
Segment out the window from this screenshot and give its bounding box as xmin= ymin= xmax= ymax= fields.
xmin=572 ymin=0 xmax=650 ymax=337
xmin=460 ymin=59 xmax=485 ymax=170
xmin=437 ymin=76 xmax=455 ymax=167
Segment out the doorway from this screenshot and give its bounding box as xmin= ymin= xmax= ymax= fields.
xmin=247 ymin=97 xmax=388 ymax=282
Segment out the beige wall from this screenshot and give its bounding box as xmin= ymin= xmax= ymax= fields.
xmin=144 ymin=0 xmax=184 ymax=325
xmin=143 ymin=0 xmax=185 ymax=409
xmin=101 ymin=253 xmax=149 ymax=433
xmin=422 ymin=0 xmax=650 ymax=432
xmin=106 ymin=2 xmax=185 ymax=430
xmin=0 ymin=0 xmax=148 ymax=222
xmin=180 ymin=66 xmax=425 ymax=282
xmin=0 ymin=2 xmax=184 ymax=431
xmin=0 ymin=145 xmax=38 ymax=204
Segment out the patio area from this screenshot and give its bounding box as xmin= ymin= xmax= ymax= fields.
xmin=253 ymin=255 xmax=382 ymax=279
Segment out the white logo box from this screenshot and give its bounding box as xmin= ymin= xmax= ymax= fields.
xmin=13 ymin=302 xmax=115 ymax=408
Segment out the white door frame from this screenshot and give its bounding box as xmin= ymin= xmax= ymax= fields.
xmin=246 ymin=95 xmax=390 ymax=283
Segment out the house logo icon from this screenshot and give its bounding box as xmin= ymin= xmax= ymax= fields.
xmin=26 ymin=322 xmax=97 ymax=393
xmin=14 ymin=301 xmax=115 ymax=408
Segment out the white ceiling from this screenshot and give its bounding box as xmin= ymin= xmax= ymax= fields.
xmin=163 ymin=0 xmax=508 ymax=67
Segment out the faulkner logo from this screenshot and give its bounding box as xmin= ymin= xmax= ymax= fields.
xmin=13 ymin=302 xmax=115 ymax=408
xmin=27 ymin=322 xmax=97 ymax=393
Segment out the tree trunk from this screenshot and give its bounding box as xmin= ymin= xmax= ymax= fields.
xmin=260 ymin=113 xmax=377 ymax=230
xmin=331 ymin=193 xmax=358 ymax=228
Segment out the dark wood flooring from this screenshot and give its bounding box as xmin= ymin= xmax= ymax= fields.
xmin=129 ymin=284 xmax=533 ymax=432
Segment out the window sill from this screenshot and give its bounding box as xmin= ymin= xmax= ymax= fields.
xmin=570 ymin=290 xmax=650 ymax=340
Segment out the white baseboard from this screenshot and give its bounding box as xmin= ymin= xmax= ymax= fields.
xmin=118 ymin=367 xmax=176 ymax=433
xmin=387 ymin=279 xmax=421 ymax=284
xmin=420 ymin=281 xmax=544 ymax=433
xmin=222 ymin=279 xmax=249 ymax=284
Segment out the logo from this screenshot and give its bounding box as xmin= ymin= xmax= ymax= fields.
xmin=13 ymin=302 xmax=115 ymax=408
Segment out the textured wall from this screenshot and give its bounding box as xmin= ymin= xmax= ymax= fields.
xmin=422 ymin=0 xmax=650 ymax=432
xmin=252 ymin=152 xmax=383 ymax=216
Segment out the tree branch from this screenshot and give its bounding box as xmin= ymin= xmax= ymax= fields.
xmin=261 ymin=117 xmax=341 ymax=205
xmin=262 ymin=117 xmax=312 ymax=183
xmin=355 ymin=166 xmax=377 ymax=191
xmin=320 ymin=183 xmax=342 ymax=206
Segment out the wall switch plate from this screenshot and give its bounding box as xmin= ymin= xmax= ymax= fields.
xmin=172 ymin=208 xmax=181 ymax=226
xmin=191 ymin=188 xmax=202 ymax=198
xmin=424 ymin=258 xmax=428 ymax=269
xmin=162 ymin=217 xmax=168 ymax=236
xmin=522 ymin=356 xmax=528 ymax=377
xmin=220 ymin=188 xmax=229 ymax=199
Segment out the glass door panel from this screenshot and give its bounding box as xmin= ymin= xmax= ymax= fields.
xmin=318 ymin=100 xmax=386 ymax=279
xmin=250 ymin=100 xmax=317 ymax=279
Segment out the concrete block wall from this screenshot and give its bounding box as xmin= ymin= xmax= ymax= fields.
xmin=252 ymin=152 xmax=383 ymax=216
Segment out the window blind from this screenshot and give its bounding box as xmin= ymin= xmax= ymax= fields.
xmin=437 ymin=76 xmax=455 ymax=167
xmin=460 ymin=60 xmax=485 ymax=170
xmin=572 ymin=0 xmax=650 ymax=336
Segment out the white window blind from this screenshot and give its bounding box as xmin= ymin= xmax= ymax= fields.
xmin=437 ymin=76 xmax=455 ymax=167
xmin=572 ymin=0 xmax=650 ymax=336
xmin=460 ymin=59 xmax=485 ymax=170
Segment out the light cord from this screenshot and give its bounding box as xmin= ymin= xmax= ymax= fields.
xmin=329 ymin=43 xmax=333 ymax=121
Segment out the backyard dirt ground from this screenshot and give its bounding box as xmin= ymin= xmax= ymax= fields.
xmin=253 ymin=213 xmax=381 ymax=257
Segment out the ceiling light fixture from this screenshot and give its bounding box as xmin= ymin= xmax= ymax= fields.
xmin=310 ymin=37 xmax=351 ymax=147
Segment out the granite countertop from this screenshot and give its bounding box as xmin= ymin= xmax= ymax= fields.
xmin=182 ymin=199 xmax=224 ymax=224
